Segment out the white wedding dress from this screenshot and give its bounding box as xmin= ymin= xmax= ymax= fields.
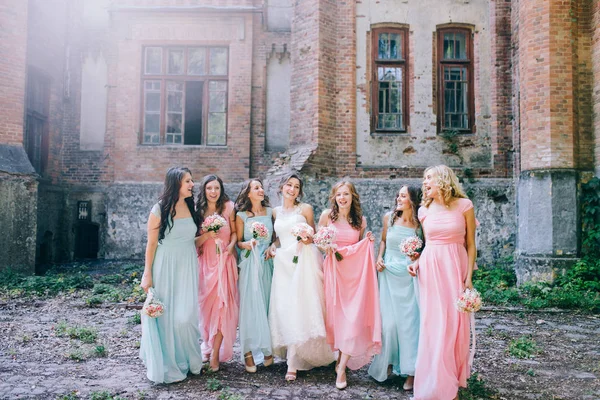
xmin=269 ymin=206 xmax=335 ymax=370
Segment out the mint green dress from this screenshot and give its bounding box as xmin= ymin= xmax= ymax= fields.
xmin=139 ymin=203 xmax=203 ymax=383
xmin=368 ymin=224 xmax=420 ymax=381
xmin=237 ymin=209 xmax=274 ymax=364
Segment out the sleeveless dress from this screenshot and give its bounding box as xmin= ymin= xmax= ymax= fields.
xmin=198 ymin=201 xmax=239 ymax=362
xmin=413 ymin=198 xmax=473 ymax=400
xmin=368 ymin=224 xmax=419 ymax=382
xmin=269 ymin=206 xmax=335 ymax=370
xmin=323 ymin=219 xmax=382 ymax=370
xmin=139 ymin=203 xmax=203 ymax=384
xmin=237 ymin=208 xmax=274 ymax=364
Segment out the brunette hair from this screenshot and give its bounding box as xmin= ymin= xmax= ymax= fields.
xmin=422 ymin=165 xmax=468 ymax=208
xmin=279 ymin=172 xmax=304 ymax=205
xmin=196 ymin=174 xmax=230 ymax=226
xmin=328 ymin=180 xmax=363 ymax=230
xmin=234 ymin=178 xmax=271 ymax=216
xmin=390 ymin=185 xmax=423 ymax=239
xmin=157 ymin=167 xmax=199 ymax=242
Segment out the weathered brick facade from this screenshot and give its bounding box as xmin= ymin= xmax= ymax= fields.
xmin=0 ymin=0 xmax=598 ymax=280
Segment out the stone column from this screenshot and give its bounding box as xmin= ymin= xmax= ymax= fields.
xmin=515 ymin=0 xmax=584 ymax=282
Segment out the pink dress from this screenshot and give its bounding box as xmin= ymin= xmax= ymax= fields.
xmin=323 ymin=218 xmax=382 ymax=370
xmin=413 ymin=198 xmax=473 ymax=400
xmin=198 ymin=201 xmax=240 ymax=362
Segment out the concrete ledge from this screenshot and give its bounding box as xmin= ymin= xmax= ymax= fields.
xmin=0 ymin=144 xmax=36 ymax=175
xmin=515 ymin=254 xmax=579 ymax=285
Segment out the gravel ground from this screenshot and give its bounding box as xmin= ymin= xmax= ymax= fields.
xmin=0 ymin=273 xmax=599 ymax=400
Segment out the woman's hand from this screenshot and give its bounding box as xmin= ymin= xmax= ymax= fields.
xmin=376 ymin=256 xmax=386 ymax=272
xmin=366 ymin=231 xmax=375 ymax=242
xmin=205 ymin=231 xmax=218 ymax=240
xmin=409 ymin=252 xmax=420 ymax=262
xmin=238 ymin=239 xmax=256 ymax=251
xmin=464 ymin=276 xmax=473 ymax=290
xmin=265 ymin=243 xmax=277 ymax=260
xmin=300 ymin=235 xmax=313 ymax=245
xmin=226 ymin=242 xmax=236 ymax=255
xmin=407 ymin=262 xmax=419 ymax=277
xmin=140 ymin=273 xmax=153 ymax=293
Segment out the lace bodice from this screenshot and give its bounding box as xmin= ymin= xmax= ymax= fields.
xmin=274 ymin=206 xmax=308 ymax=249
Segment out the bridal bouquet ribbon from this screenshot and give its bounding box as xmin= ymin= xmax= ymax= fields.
xmin=202 ymin=213 xmax=227 ymax=255
xmin=244 ymin=221 xmax=269 ymax=258
xmin=291 ymin=223 xmax=314 ymax=264
xmin=142 ymin=288 xmax=165 ymax=318
xmin=399 ymin=235 xmax=424 ymax=258
xmin=456 ymin=287 xmax=482 ymax=369
xmin=314 ymin=226 xmax=343 ymax=261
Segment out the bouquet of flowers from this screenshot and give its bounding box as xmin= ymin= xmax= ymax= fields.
xmin=291 ymin=223 xmax=314 ymax=263
xmin=142 ymin=288 xmax=165 ymax=318
xmin=244 ymin=221 xmax=270 ymax=258
xmin=314 ymin=226 xmax=343 ymax=261
xmin=399 ymin=236 xmax=424 ymax=258
xmin=456 ymin=288 xmax=482 ymax=313
xmin=202 ymin=213 xmax=228 ymax=254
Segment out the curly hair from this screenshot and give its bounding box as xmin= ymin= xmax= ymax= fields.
xmin=328 ymin=180 xmax=363 ymax=230
xmin=195 ymin=174 xmax=230 ymax=227
xmin=390 ymin=185 xmax=422 ymax=231
xmin=422 ymin=165 xmax=468 ymax=208
xmin=234 ymin=178 xmax=271 ymax=216
xmin=157 ymin=167 xmax=199 ymax=243
xmin=278 ymin=172 xmax=304 ymax=205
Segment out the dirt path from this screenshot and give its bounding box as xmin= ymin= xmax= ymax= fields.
xmin=1 ymin=294 xmax=599 ymax=399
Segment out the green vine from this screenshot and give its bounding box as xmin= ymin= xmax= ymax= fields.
xmin=581 ymin=176 xmax=600 ymax=257
xmin=440 ymin=130 xmax=464 ymax=163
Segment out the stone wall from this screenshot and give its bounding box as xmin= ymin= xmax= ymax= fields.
xmin=102 ymin=177 xmax=515 ymax=269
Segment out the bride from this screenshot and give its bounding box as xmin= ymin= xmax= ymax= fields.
xmin=268 ymin=172 xmax=335 ymax=381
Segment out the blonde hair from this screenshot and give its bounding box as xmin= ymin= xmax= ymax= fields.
xmin=422 ymin=165 xmax=468 ymax=208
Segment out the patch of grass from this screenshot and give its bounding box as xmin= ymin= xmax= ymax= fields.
xmin=68 ymin=349 xmax=86 ymax=362
xmin=86 ymin=295 xmax=103 ymax=307
xmin=56 ymin=324 xmax=98 ymax=344
xmin=0 ymin=269 xmax=94 ymax=297
xmin=526 ymin=368 xmax=536 ymax=377
xmin=129 ymin=312 xmax=141 ymax=325
xmin=89 ymin=391 xmax=125 ymax=400
xmin=21 ymin=334 xmax=31 ymax=343
xmin=57 ymin=392 xmax=80 ymax=400
xmin=217 ymin=389 xmax=243 ymax=400
xmin=508 ymin=336 xmax=539 ymax=359
xmin=119 ymin=328 xmax=128 ymax=337
xmin=134 ymin=341 xmax=140 ymax=349
xmin=206 ymin=377 xmax=222 ymax=391
xmin=94 ymin=345 xmax=107 ymax=357
xmin=459 ymin=373 xmax=499 ymax=400
xmin=54 ymin=321 xmax=68 ymax=336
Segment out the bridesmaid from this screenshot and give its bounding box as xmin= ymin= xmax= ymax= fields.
xmin=195 ymin=175 xmax=239 ymax=372
xmin=139 ymin=167 xmax=203 ymax=383
xmin=318 ymin=180 xmax=381 ymax=390
xmin=235 ymin=178 xmax=275 ymax=373
xmin=268 ymin=172 xmax=335 ymax=381
xmin=368 ymin=185 xmax=421 ymax=390
xmin=408 ymin=165 xmax=477 ymax=400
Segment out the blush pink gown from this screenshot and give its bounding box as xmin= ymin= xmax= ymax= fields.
xmin=323 ymin=218 xmax=381 ymax=370
xmin=197 ymin=201 xmax=240 ymax=362
xmin=413 ymin=198 xmax=473 ymax=400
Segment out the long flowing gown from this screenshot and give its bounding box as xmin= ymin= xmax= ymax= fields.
xmin=269 ymin=206 xmax=335 ymax=370
xmin=323 ymin=218 xmax=382 ymax=370
xmin=198 ymin=201 xmax=239 ymax=362
xmin=140 ymin=203 xmax=203 ymax=384
xmin=237 ymin=208 xmax=274 ymax=364
xmin=368 ymin=224 xmax=420 ymax=381
xmin=413 ymin=198 xmax=473 ymax=400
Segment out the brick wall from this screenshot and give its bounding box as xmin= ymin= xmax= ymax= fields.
xmin=593 ymin=0 xmax=600 ymax=172
xmin=104 ymin=7 xmax=255 ymax=183
xmin=0 ymin=0 xmax=28 ymax=145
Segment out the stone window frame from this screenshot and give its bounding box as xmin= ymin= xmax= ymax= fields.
xmin=436 ymin=25 xmax=475 ymax=134
xmin=370 ymin=26 xmax=410 ymax=134
xmin=139 ymin=45 xmax=229 ymax=146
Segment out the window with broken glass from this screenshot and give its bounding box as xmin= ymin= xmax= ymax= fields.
xmin=141 ymin=46 xmax=229 ymax=145
xmin=371 ymin=27 xmax=409 ymax=133
xmin=437 ymin=28 xmax=474 ymax=133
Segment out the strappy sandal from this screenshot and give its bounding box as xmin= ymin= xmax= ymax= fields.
xmin=285 ymin=371 xmax=297 ymax=381
xmin=263 ymin=355 xmax=274 ymax=367
xmin=244 ymin=353 xmax=257 ymax=373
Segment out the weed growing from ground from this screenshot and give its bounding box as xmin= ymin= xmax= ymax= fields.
xmin=206 ymin=377 xmax=222 ymax=391
xmin=508 ymin=336 xmax=538 ymax=359
xmin=459 ymin=373 xmax=499 ymax=399
xmin=94 ymin=345 xmax=107 ymax=357
xmin=129 ymin=312 xmax=141 ymax=325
